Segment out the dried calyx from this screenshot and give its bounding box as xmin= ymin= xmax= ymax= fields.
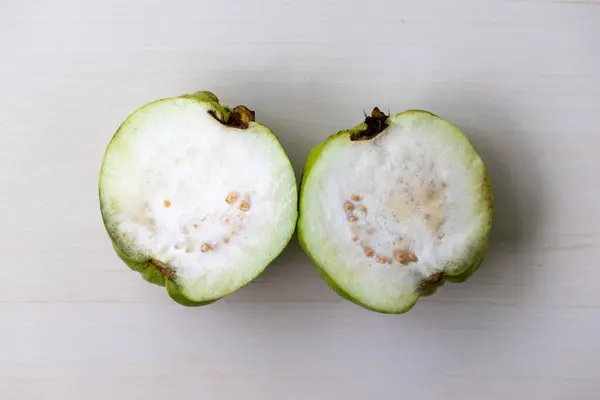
xmin=210 ymin=105 xmax=256 ymax=130
xmin=350 ymin=107 xmax=389 ymax=141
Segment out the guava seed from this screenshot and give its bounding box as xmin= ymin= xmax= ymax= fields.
xmin=201 ymin=243 xmax=212 ymax=252
xmin=226 ymin=192 xmax=240 ymax=204
xmin=376 ymin=255 xmax=388 ymax=264
xmin=395 ymin=250 xmax=406 ymax=263
xmin=343 ymin=201 xmax=355 ymax=211
xmin=239 ymin=201 xmax=251 ymax=212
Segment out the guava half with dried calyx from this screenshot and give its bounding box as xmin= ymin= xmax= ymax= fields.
xmin=298 ymin=108 xmax=493 ymax=314
xmin=99 ymin=91 xmax=298 ymax=306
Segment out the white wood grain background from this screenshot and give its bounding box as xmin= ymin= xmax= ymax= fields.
xmin=1 ymin=1 xmax=599 ymax=399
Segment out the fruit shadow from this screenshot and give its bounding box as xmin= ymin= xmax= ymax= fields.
xmin=335 ymin=88 xmax=549 ymax=380
xmin=193 ymin=76 xmax=545 ymax=315
xmin=415 ymin=90 xmax=546 ymax=310
xmin=367 ymin=88 xmax=549 ymax=371
xmin=222 ymin=236 xmax=340 ymax=305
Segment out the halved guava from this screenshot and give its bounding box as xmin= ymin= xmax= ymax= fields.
xmin=99 ymin=91 xmax=298 ymax=306
xmin=298 ymin=108 xmax=493 ymax=314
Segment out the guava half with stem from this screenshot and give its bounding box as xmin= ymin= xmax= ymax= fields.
xmin=99 ymin=91 xmax=298 ymax=306
xmin=298 ymin=108 xmax=493 ymax=314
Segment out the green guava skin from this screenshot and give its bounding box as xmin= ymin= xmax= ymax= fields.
xmin=297 ymin=110 xmax=493 ymax=314
xmin=99 ymin=91 xmax=296 ymax=307
xmin=107 ymin=238 xmax=215 ymax=306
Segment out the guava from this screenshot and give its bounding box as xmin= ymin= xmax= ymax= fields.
xmin=298 ymin=108 xmax=493 ymax=314
xmin=99 ymin=91 xmax=298 ymax=306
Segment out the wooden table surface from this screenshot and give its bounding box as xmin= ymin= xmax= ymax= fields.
xmin=2 ymin=1 xmax=599 ymax=399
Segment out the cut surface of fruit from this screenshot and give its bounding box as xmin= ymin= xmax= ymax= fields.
xmin=99 ymin=91 xmax=297 ymax=305
xmin=298 ymin=109 xmax=492 ymax=314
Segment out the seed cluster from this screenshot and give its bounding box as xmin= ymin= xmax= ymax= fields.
xmin=195 ymin=191 xmax=253 ymax=253
xmin=344 ymin=194 xmax=367 ymax=222
xmin=343 ymin=193 xmax=420 ymax=266
xmin=161 ymin=190 xmax=253 ymax=254
xmin=394 ymin=249 xmax=419 ymax=265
